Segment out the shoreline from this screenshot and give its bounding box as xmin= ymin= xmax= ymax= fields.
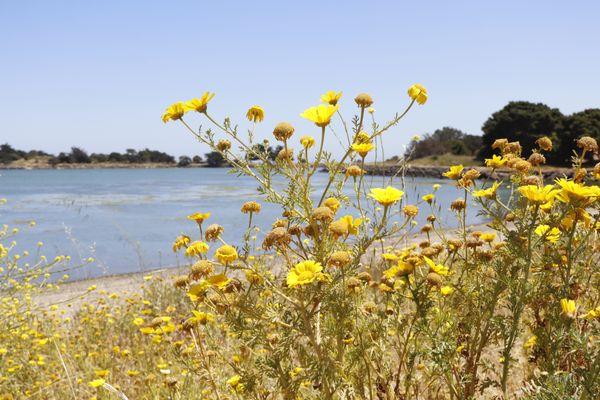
xmin=0 ymin=162 xmax=209 ymax=170
xmin=3 ymin=161 xmax=575 ymax=181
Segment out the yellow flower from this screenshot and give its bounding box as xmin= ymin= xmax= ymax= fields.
xmin=300 ymin=104 xmax=339 ymax=127
xmin=407 ymin=84 xmax=428 ymax=105
xmin=422 ymin=194 xmax=435 ymax=204
xmin=185 ymin=241 xmax=209 ymax=257
xmin=300 ymin=135 xmax=315 ymax=149
xmin=424 ymin=257 xmax=449 ymax=276
xmin=323 ymin=197 xmax=340 ymax=212
xmin=473 ymin=181 xmax=501 ymax=199
xmin=185 ymin=92 xmax=215 ymax=113
xmin=215 ymin=244 xmax=238 ymax=264
xmin=162 ymin=102 xmax=187 ymax=123
xmin=442 ymin=165 xmax=463 ymax=180
xmin=187 ymin=281 xmax=210 ymax=302
xmin=94 ymin=369 xmax=109 ymax=378
xmin=555 ymin=179 xmax=600 ymax=204
xmin=207 ymin=273 xmax=231 ymax=289
xmin=351 ymin=142 xmax=375 ymax=158
xmin=523 ymin=335 xmax=537 ymax=349
xmin=440 ymin=286 xmax=454 ymax=296
xmin=369 ymin=186 xmax=404 ymax=207
xmin=582 ymin=306 xmax=600 ymax=320
xmin=286 ymin=260 xmax=331 ymax=288
xmin=384 ymin=261 xmax=414 ymax=279
xmin=403 ymin=204 xmax=419 ymax=217
xmin=560 ymin=298 xmax=577 ymax=318
xmin=187 ymin=212 xmax=210 ymax=224
xmin=88 ymin=379 xmax=105 ymax=388
xmin=330 ymin=215 xmax=362 ymax=237
xmin=188 ymin=310 xmax=215 ymax=325
xmin=320 ymin=91 xmax=342 ymax=106
xmin=517 ymin=185 xmax=559 ymax=205
xmin=227 ymin=375 xmax=245 ymax=393
xmin=172 ymin=235 xmax=191 ymax=252
xmin=246 ymin=105 xmax=265 ymax=123
xmin=485 ymin=155 xmax=506 ymax=169
xmin=480 ymin=232 xmax=496 ymax=243
xmin=534 ymin=225 xmax=561 ymax=243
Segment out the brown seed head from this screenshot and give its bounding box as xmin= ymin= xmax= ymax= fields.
xmin=346 ymin=165 xmax=365 ymax=177
xmin=451 ymin=198 xmax=466 ymax=212
xmin=241 ymin=201 xmax=261 ymax=214
xmin=273 ymin=122 xmax=295 ymax=141
xmin=216 ymin=139 xmax=231 ymax=152
xmin=189 ymin=260 xmax=214 ymax=280
xmin=536 ymin=136 xmax=553 ymax=151
xmin=577 ymin=136 xmax=599 ymax=153
xmin=354 ymin=93 xmax=374 ymax=108
xmin=311 ymin=206 xmax=334 ymax=224
xmin=328 ymin=250 xmax=352 ymax=268
xmin=205 ymin=224 xmax=224 ymax=242
xmin=528 ymin=152 xmax=546 ymax=166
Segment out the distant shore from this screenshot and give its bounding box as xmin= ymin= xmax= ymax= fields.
xmin=1 ymin=160 xmax=210 ymax=170
xmin=4 ymin=160 xmax=575 ymax=181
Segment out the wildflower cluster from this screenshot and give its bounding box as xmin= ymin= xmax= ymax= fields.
xmin=2 ymin=83 xmax=599 ymax=399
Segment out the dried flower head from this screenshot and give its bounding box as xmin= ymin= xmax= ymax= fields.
xmin=536 ymin=136 xmax=553 ymax=151
xmin=190 ymin=260 xmax=214 ymax=280
xmin=273 ymin=122 xmax=295 ymax=141
xmin=311 ymin=206 xmax=334 ymax=223
xmin=217 ymin=139 xmax=231 ymax=152
xmin=346 ymin=165 xmax=365 ymax=177
xmin=241 ymin=201 xmax=261 ymax=214
xmin=263 ymin=227 xmax=291 ymax=250
xmin=528 ymin=152 xmax=546 ymax=166
xmin=328 ymin=251 xmax=352 ymax=268
xmin=354 ymin=93 xmax=374 ymax=108
xmin=205 ymin=224 xmax=224 ymax=241
xmin=577 ymin=136 xmax=599 ymax=153
xmin=492 ymin=138 xmax=508 ymax=151
xmin=450 ymin=198 xmax=466 ymax=212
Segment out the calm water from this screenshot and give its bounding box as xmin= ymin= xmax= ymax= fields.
xmin=0 ymin=168 xmax=484 ymax=279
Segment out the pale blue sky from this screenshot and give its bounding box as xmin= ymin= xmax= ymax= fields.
xmin=1 ymin=0 xmax=599 ymax=158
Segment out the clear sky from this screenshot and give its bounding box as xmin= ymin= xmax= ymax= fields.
xmin=1 ymin=0 xmax=599 ymax=158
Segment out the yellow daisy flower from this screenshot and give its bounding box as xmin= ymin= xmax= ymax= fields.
xmin=300 ymin=104 xmax=339 ymax=127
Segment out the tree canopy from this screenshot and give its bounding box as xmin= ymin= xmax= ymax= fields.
xmin=477 ymin=101 xmax=564 ymax=161
xmin=405 ymin=127 xmax=482 ymax=159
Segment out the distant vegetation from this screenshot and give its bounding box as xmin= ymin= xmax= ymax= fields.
xmin=0 ymin=144 xmax=183 ymax=166
xmin=478 ymin=102 xmax=600 ymax=165
xmin=405 ymin=102 xmax=600 ymax=166
xmin=0 ymin=144 xmax=51 ymax=164
xmin=404 ymin=127 xmax=482 ymax=160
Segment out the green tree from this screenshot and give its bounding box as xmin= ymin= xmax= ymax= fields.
xmin=405 ymin=127 xmax=481 ymax=159
xmin=477 ymin=101 xmax=563 ymax=161
xmin=204 ymin=151 xmax=225 ymax=167
xmin=555 ymin=109 xmax=600 ymax=165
